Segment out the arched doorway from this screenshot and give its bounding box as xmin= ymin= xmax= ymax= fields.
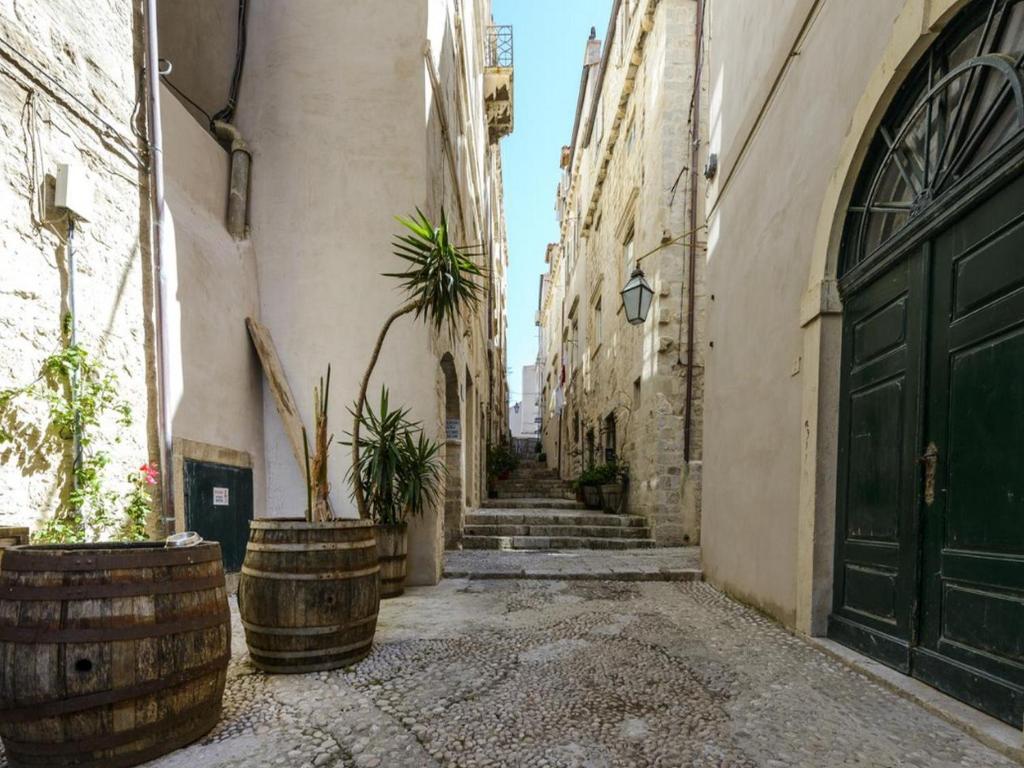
xmin=828 ymin=0 xmax=1024 ymax=726
xmin=440 ymin=353 xmax=463 ymax=548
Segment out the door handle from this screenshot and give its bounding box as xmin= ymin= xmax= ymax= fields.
xmin=918 ymin=442 xmax=939 ymax=506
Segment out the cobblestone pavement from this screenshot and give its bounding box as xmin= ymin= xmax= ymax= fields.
xmin=443 ymin=547 xmax=702 ymax=581
xmin=3 ymin=580 xmax=1016 ymax=768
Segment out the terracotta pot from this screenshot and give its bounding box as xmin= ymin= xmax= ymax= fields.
xmin=376 ymin=522 xmax=408 ymax=599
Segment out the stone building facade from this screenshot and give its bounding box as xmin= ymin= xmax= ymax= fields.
xmin=538 ymin=0 xmax=705 ymax=545
xmin=0 ymin=1 xmax=155 ymax=532
xmin=0 ymin=0 xmax=511 ymax=585
xmin=702 ymin=0 xmax=1024 ymax=729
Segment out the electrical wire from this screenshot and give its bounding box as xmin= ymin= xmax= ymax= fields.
xmin=161 ymin=76 xmax=214 ymax=126
xmin=211 ymin=0 xmax=249 ymax=125
xmin=0 ymin=36 xmax=146 ymax=169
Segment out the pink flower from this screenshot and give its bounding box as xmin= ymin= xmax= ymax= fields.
xmin=139 ymin=463 xmax=159 ymax=485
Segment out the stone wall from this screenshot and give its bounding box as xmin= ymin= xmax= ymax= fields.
xmin=0 ymin=1 xmax=154 ymax=533
xmin=538 ymin=0 xmax=703 ymax=545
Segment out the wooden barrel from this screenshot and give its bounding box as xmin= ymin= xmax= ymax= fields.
xmin=376 ymin=523 xmax=408 ymax=599
xmin=0 ymin=528 xmax=29 ymax=550
xmin=238 ymin=518 xmax=379 ymax=673
xmin=0 ymin=542 xmax=230 ymax=768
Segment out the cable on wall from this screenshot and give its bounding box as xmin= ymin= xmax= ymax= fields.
xmin=211 ymin=0 xmax=250 ymax=125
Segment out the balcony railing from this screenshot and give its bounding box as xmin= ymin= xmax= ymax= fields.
xmin=484 ymin=25 xmax=514 ymax=142
xmin=486 ymin=25 xmax=513 ymax=68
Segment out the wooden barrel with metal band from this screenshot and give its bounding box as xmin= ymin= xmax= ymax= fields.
xmin=238 ymin=518 xmax=379 ymax=673
xmin=0 ymin=542 xmax=230 ymax=768
xmin=375 ymin=522 xmax=408 ymax=599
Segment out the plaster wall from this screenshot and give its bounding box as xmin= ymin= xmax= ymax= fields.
xmin=0 ymin=1 xmax=153 ymax=533
xmin=701 ymin=0 xmax=959 ymax=627
xmin=155 ymin=0 xmax=238 ymax=130
xmin=233 ymin=0 xmax=445 ymax=588
xmin=161 ymin=83 xmax=267 ymax=522
xmin=156 ymin=0 xmax=510 ymax=583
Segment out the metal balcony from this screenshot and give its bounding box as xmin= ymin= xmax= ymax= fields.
xmin=484 ymin=25 xmax=514 ymax=142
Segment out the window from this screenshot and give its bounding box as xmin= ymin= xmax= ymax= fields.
xmin=604 ymin=413 xmax=617 ymax=463
xmin=623 ymin=227 xmax=635 ymax=283
xmin=592 ymin=296 xmax=603 ymax=350
xmin=841 ymin=0 xmax=1024 ymax=275
xmin=633 ymin=376 xmax=641 ymax=408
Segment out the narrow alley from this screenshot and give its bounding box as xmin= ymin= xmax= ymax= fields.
xmin=139 ymin=579 xmax=1016 ymax=768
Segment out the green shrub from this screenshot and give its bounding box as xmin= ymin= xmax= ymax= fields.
xmin=576 ymin=461 xmax=621 ymax=487
xmin=487 ymin=442 xmax=519 ymax=480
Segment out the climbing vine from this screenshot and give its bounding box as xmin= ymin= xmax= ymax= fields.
xmin=0 ymin=314 xmax=153 ymax=543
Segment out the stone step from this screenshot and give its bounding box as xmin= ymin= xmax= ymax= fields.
xmin=462 ymin=535 xmax=656 ymax=551
xmin=464 ymin=524 xmax=652 ymax=539
xmin=493 ymin=491 xmax=575 ymax=500
xmin=466 ymin=510 xmax=648 ymax=528
xmin=481 ymin=498 xmax=585 ymax=510
xmin=493 ymin=483 xmax=570 ymax=492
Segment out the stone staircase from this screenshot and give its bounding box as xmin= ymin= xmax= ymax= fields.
xmin=465 ymin=458 xmax=655 ymax=550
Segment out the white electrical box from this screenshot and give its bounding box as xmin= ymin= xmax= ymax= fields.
xmin=55 ymin=163 xmax=93 ymax=221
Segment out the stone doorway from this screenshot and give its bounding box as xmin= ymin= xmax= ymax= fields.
xmin=441 ymin=354 xmax=462 ymax=549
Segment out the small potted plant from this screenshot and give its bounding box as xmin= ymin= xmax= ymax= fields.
xmin=487 ymin=442 xmax=518 ymax=486
xmin=599 ymin=460 xmax=625 ymax=513
xmin=347 ymin=387 xmax=444 ymax=599
xmin=576 ymin=466 xmax=605 ymax=509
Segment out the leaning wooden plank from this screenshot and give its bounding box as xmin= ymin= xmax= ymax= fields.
xmin=245 ymin=317 xmax=307 ymax=472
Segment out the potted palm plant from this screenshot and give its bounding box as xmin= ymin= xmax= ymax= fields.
xmin=350 ymin=209 xmax=484 ymax=521
xmin=238 ymin=366 xmax=381 ymax=673
xmin=347 ymin=388 xmax=443 ymax=598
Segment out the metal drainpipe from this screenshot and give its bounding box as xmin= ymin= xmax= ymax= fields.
xmin=683 ymin=0 xmax=705 ymax=464
xmin=212 ymin=120 xmax=250 ymax=240
xmin=144 ymin=0 xmax=175 ymax=534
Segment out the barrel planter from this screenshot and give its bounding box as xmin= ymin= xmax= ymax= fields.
xmin=0 ymin=542 xmax=230 ymax=768
xmin=238 ymin=518 xmax=379 ymax=673
xmin=0 ymin=527 xmax=29 ymax=550
xmin=581 ymin=485 xmax=602 ymax=510
xmin=600 ymin=482 xmax=623 ymax=513
xmin=376 ymin=522 xmax=408 ymax=599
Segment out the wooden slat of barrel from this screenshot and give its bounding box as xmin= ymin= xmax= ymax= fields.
xmin=376 ymin=523 xmax=408 ymax=599
xmin=238 ymin=518 xmax=379 ymax=673
xmin=0 ymin=542 xmax=230 ymax=768
xmin=0 ymin=528 xmax=29 ymax=550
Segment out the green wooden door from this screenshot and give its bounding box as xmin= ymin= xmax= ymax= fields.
xmin=829 ymin=252 xmax=928 ymax=672
xmin=184 ymin=459 xmax=253 ymax=572
xmin=913 ymin=174 xmax=1024 ymax=725
xmin=831 ymin=174 xmax=1024 ymax=726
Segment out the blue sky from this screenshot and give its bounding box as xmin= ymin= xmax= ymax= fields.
xmin=493 ymin=0 xmax=613 ymax=403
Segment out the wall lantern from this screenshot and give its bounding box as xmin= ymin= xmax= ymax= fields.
xmin=620 ymin=267 xmax=654 ymax=325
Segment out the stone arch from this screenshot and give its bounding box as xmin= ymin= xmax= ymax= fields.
xmin=795 ymin=0 xmax=972 ymax=635
xmin=440 ymin=353 xmax=463 ymax=549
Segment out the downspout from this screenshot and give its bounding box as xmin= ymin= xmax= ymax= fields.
xmin=144 ymin=0 xmax=175 ymax=532
xmin=683 ymin=0 xmax=705 ymax=463
xmin=212 ymin=121 xmax=250 ymax=240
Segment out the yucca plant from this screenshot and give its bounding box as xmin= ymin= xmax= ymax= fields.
xmin=301 ymin=365 xmax=334 ymax=522
xmin=350 ymin=209 xmax=484 ymax=519
xmin=344 ymin=387 xmax=444 ymax=526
